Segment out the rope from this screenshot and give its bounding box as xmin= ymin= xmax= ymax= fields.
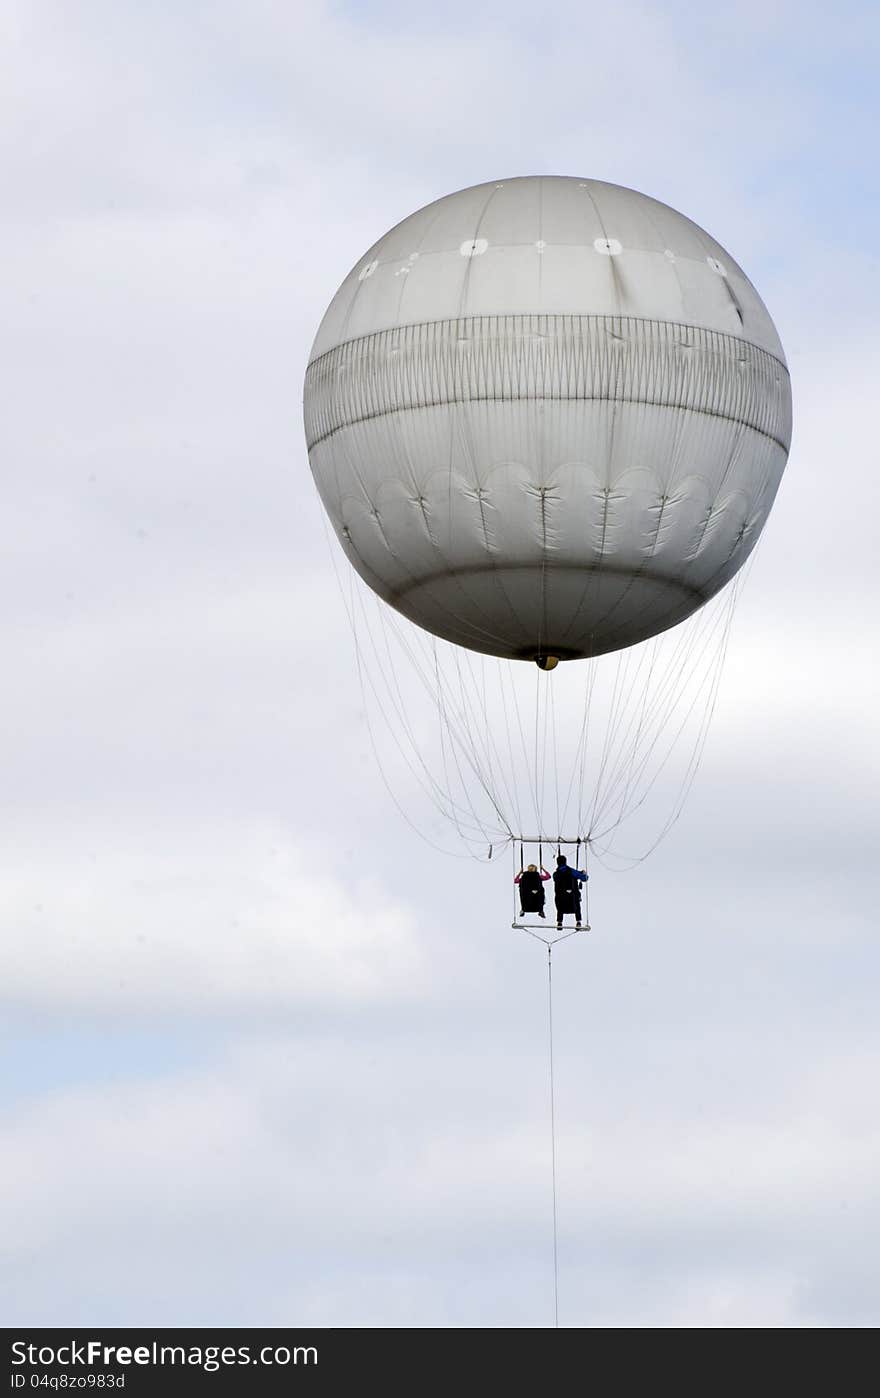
xmin=329 ymin=514 xmax=747 ymax=862
xmin=547 ymin=943 xmax=559 ymax=1329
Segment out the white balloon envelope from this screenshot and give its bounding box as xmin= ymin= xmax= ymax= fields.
xmin=304 ymin=176 xmax=791 ymax=665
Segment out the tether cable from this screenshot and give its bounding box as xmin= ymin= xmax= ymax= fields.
xmin=547 ymin=943 xmax=559 ymax=1329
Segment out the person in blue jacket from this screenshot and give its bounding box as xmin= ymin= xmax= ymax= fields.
xmin=552 ymin=854 xmax=588 ymax=929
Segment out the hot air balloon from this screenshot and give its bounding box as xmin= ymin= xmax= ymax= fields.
xmin=303 ymin=176 xmax=791 ymax=895
xmin=304 ymin=178 xmax=792 ymax=1325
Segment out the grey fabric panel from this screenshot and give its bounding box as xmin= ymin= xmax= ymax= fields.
xmin=307 ymin=398 xmax=786 ymax=658
xmin=310 ymin=176 xmax=786 ymax=361
xmin=383 ymin=565 xmax=706 ymax=659
xmin=305 ymin=314 xmax=790 ymax=452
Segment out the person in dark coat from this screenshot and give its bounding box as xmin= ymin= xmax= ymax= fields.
xmin=552 ymin=854 xmax=588 ymax=929
xmin=514 ymin=863 xmax=550 ymax=918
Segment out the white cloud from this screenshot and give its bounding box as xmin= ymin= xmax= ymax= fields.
xmin=2 ymin=0 xmax=879 ymax=1330
xmin=3 ymin=1033 xmax=879 ymax=1325
xmin=0 ymin=829 xmax=425 ymax=1013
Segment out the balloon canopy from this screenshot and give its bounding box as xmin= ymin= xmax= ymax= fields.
xmin=304 ymin=177 xmax=791 ymax=662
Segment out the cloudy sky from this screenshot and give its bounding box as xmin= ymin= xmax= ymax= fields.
xmin=3 ymin=0 xmax=879 ymax=1328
